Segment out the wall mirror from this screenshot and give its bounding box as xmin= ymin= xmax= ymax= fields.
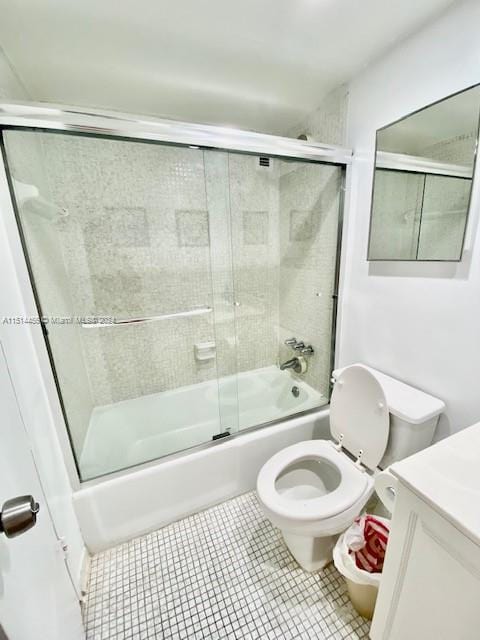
xmin=368 ymin=84 xmax=480 ymax=261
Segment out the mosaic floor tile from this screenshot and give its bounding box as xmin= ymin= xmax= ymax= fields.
xmin=84 ymin=492 xmax=370 ymax=639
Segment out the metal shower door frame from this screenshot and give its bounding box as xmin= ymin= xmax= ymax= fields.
xmin=0 ymin=101 xmax=352 ymax=488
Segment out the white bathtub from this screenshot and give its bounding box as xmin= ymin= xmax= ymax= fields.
xmin=74 ymin=406 xmax=331 ymax=553
xmin=80 ymin=365 xmax=325 ymax=479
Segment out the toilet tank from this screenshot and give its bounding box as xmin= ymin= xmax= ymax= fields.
xmin=332 ymin=364 xmax=445 ymax=469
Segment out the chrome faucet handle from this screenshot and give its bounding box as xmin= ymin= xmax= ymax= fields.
xmin=293 ymin=341 xmax=305 ymax=350
xmin=284 ymin=337 xmax=297 ymax=346
xmin=301 ymin=345 xmax=314 ymax=355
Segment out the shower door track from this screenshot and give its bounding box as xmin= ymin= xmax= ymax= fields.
xmin=0 ymin=101 xmax=352 ymax=165
xmin=0 ymin=100 xmax=352 ymax=488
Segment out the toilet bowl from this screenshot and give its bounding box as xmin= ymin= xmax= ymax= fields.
xmin=257 ymin=364 xmax=445 ymax=572
xmin=257 ymin=439 xmax=375 ymax=570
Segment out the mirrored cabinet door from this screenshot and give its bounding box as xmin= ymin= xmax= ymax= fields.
xmin=417 ymin=175 xmax=472 ymax=260
xmin=369 ymin=169 xmax=423 ymax=260
xmin=368 ymin=84 xmax=480 ymax=261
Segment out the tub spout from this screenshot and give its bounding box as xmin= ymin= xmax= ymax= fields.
xmin=280 ymin=357 xmax=300 ymax=371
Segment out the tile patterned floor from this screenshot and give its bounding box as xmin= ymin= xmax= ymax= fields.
xmin=84 ymin=492 xmax=370 ymax=639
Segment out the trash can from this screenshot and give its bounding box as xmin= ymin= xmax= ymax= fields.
xmin=333 ymin=516 xmax=390 ymax=620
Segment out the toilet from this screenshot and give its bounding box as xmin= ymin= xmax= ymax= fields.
xmin=256 ymin=364 xmax=445 ymax=571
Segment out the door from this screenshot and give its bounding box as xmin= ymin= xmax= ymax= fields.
xmin=0 ymin=341 xmax=84 ymax=640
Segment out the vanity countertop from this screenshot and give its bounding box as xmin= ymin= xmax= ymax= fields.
xmin=391 ymin=422 xmax=480 ymax=546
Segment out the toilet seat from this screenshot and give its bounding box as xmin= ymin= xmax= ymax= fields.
xmin=257 ymin=440 xmax=369 ymax=522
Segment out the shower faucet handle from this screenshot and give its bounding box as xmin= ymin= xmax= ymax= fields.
xmin=284 ymin=337 xmax=297 ymax=346
xmin=293 ymin=341 xmax=305 ymax=351
xmin=301 ymin=345 xmax=314 ymax=356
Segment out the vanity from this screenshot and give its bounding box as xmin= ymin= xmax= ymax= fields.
xmin=370 ymin=423 xmax=480 ymax=639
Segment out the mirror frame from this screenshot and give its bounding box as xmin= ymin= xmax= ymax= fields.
xmin=367 ymin=82 xmax=480 ymax=262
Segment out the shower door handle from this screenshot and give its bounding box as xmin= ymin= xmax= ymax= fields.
xmin=81 ymin=307 xmax=212 ymax=328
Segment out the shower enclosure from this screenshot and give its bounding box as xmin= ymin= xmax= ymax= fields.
xmin=0 ymin=105 xmax=349 ymax=481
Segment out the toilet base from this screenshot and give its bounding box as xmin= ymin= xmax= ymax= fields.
xmin=282 ymin=531 xmax=338 ymax=572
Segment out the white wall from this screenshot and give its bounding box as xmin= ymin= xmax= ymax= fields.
xmin=0 ymin=46 xmax=27 ymax=100
xmin=339 ymin=0 xmax=480 ymax=440
xmin=0 ymin=48 xmax=86 ymax=590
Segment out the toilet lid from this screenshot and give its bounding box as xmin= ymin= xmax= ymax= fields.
xmin=330 ymin=365 xmax=389 ymax=471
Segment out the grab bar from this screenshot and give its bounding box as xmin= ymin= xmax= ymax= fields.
xmin=81 ymin=306 xmax=212 ymax=328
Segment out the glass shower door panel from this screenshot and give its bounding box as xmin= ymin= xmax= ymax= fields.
xmin=228 ymin=154 xmax=342 ymax=430
xmin=203 ymin=151 xmax=239 ymax=436
xmin=3 ymin=130 xmax=224 ymax=480
xmin=226 ymin=153 xmax=280 ymax=430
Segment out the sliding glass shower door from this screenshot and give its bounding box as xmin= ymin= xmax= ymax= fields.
xmin=203 ymin=151 xmax=343 ymax=433
xmin=4 ymin=130 xmax=232 ymax=479
xmin=2 ymin=129 xmax=342 ymax=481
xmin=226 ymin=154 xmax=342 ymax=430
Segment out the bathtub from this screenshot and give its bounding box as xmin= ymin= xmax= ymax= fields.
xmin=74 ymin=390 xmax=330 ymax=553
xmin=80 ymin=365 xmax=325 ymax=479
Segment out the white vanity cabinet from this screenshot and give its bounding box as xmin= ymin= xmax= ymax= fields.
xmin=370 ymin=424 xmax=480 ymax=640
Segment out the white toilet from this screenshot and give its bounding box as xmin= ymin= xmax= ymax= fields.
xmin=256 ymin=364 xmax=445 ymax=571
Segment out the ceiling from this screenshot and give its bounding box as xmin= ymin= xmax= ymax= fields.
xmin=0 ymin=0 xmax=459 ymax=135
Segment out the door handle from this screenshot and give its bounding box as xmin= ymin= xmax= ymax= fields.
xmin=0 ymin=495 xmax=40 ymax=538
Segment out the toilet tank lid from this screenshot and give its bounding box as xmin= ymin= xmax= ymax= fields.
xmin=332 ymin=364 xmax=445 ymax=425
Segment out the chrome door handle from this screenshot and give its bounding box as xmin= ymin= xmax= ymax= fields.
xmin=0 ymin=495 xmax=40 ymax=538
